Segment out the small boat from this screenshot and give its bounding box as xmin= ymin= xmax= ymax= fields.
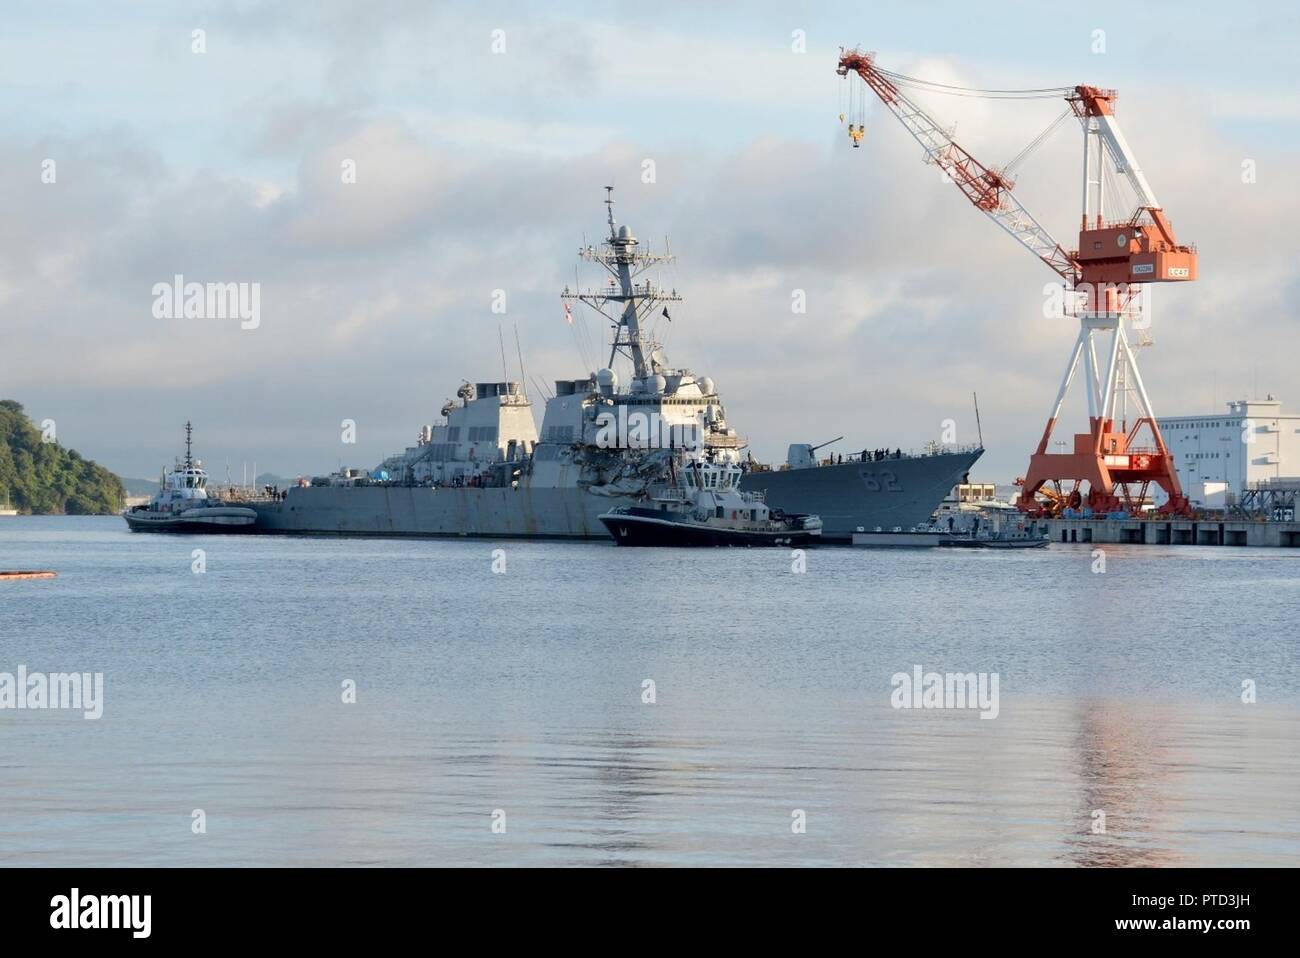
xmin=123 ymin=422 xmax=257 ymax=533
xmin=600 ymin=460 xmax=821 ymax=547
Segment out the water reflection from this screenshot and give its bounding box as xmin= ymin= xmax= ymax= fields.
xmin=1064 ymin=700 xmax=1182 ymax=867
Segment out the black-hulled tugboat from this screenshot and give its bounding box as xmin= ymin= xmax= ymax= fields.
xmin=123 ymin=422 xmax=257 ymax=533
xmin=599 ymin=460 xmax=821 ymax=547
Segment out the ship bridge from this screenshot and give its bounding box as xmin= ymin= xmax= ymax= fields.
xmin=379 ymin=380 xmax=539 ymax=486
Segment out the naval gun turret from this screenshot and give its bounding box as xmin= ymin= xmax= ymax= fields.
xmin=787 ymin=437 xmax=843 ymax=469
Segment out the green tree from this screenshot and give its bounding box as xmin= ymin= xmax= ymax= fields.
xmin=0 ymin=401 xmax=125 ymax=515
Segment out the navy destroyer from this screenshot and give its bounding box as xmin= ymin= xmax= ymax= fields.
xmin=245 ymin=191 xmax=981 ymax=542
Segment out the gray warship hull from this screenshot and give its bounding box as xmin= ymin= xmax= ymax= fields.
xmin=740 ymin=448 xmax=982 ymax=542
xmin=248 ymin=485 xmax=628 ymax=539
xmin=246 ymin=448 xmax=980 ymax=543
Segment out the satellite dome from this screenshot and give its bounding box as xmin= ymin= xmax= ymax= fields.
xmin=650 ymin=375 xmax=667 ymax=394
xmin=617 ymin=225 xmax=634 ymax=241
xmin=596 ymin=367 xmax=617 ymax=386
xmin=699 ymin=377 xmax=715 ymax=396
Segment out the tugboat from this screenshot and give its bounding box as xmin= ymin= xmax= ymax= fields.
xmin=599 ymin=459 xmax=821 ymax=547
xmin=123 ymin=423 xmax=257 ymax=533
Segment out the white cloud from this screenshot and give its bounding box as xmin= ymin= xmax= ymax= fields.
xmin=2 ymin=7 xmax=1297 ymax=484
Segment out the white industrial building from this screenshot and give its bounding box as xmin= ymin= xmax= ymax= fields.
xmin=1156 ymin=396 xmax=1300 ymax=508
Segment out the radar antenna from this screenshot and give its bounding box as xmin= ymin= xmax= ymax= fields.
xmin=561 ymin=189 xmax=682 ymax=380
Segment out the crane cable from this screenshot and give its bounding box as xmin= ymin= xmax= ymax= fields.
xmin=875 ymin=66 xmax=1072 ymax=100
xmin=843 ymin=66 xmax=1079 ymax=179
xmin=846 ymin=67 xmax=1076 ymax=178
xmin=1002 ymin=106 xmax=1073 ymax=176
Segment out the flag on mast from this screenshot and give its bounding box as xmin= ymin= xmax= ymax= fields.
xmin=563 ymin=303 xmax=574 ymax=325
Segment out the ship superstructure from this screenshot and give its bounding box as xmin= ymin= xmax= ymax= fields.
xmin=378 ymin=380 xmax=538 ymax=488
xmin=369 ymin=189 xmax=741 ymax=503
xmin=537 ymin=187 xmax=743 ymax=495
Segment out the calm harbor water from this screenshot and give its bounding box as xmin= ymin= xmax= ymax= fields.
xmin=2 ymin=515 xmax=1297 ymax=867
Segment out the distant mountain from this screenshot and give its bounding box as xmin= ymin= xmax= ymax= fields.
xmin=0 ymin=400 xmax=125 ymax=515
xmin=120 ymin=477 xmax=160 ymax=497
xmin=115 ymin=474 xmax=290 ymax=498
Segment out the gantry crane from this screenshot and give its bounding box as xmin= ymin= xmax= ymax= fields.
xmin=837 ymin=49 xmax=1197 ymax=517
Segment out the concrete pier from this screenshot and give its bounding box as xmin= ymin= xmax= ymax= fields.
xmin=1045 ymin=518 xmax=1300 ymax=547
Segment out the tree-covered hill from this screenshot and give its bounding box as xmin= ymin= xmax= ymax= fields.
xmin=0 ymin=400 xmax=125 ymax=515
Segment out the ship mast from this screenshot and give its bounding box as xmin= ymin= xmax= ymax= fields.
xmin=184 ymin=421 xmax=193 ymax=469
xmin=561 ymin=187 xmax=681 ymax=381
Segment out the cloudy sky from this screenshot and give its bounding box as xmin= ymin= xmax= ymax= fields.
xmin=3 ymin=0 xmax=1297 ymax=482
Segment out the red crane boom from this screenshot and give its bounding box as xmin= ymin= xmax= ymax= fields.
xmin=837 ymin=50 xmax=1077 ymax=282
